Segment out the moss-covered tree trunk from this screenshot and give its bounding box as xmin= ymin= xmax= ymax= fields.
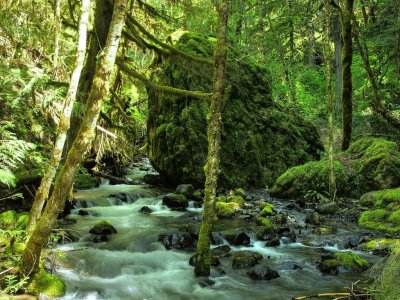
xmin=64 ymin=0 xmax=114 ymax=155
xmin=53 ymin=0 xmax=61 ymax=75
xmin=25 ymin=0 xmax=91 ymax=236
xmin=194 ymin=0 xmax=229 ymax=277
xmin=20 ymin=0 xmax=128 ymax=275
xmin=333 ymin=13 xmax=342 ymax=115
xmin=340 ymin=0 xmax=354 ymax=151
xmin=324 ymin=2 xmax=336 ymax=200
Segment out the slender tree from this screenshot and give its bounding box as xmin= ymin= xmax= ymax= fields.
xmin=324 ymin=2 xmax=336 ymax=201
xmin=25 ymin=0 xmax=91 ymax=236
xmin=20 ymin=0 xmax=129 ymax=275
xmin=53 ymin=0 xmax=61 ymax=75
xmin=194 ymin=0 xmax=229 ymax=277
xmin=331 ymin=0 xmax=354 ymax=150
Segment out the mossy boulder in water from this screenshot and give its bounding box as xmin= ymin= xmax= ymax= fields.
xmin=271 ymin=138 xmax=400 ymax=199
xmin=27 ymin=271 xmax=66 ymax=297
xmin=147 ymin=31 xmax=323 ymax=188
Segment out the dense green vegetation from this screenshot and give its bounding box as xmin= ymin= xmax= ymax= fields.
xmin=0 ymin=0 xmax=399 ymax=298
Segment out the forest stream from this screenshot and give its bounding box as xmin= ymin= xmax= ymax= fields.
xmin=52 ymin=161 xmax=378 ymax=300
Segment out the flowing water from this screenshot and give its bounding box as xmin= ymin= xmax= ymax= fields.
xmin=55 ymin=165 xmax=377 ymax=300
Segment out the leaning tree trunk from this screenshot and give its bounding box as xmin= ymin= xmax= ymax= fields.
xmin=64 ymin=0 xmax=114 ymax=156
xmin=340 ymin=0 xmax=354 ymax=151
xmin=25 ymin=0 xmax=91 ymax=236
xmin=194 ymin=0 xmax=229 ymax=277
xmin=20 ymin=0 xmax=128 ymax=276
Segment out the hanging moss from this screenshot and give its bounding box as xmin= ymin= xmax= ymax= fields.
xmin=147 ymin=31 xmax=323 ymax=188
xmin=271 ymin=138 xmax=400 ymax=199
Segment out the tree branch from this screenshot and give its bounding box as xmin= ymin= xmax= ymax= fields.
xmin=117 ymin=59 xmax=211 ymax=100
xmin=127 ymin=15 xmax=213 ymax=65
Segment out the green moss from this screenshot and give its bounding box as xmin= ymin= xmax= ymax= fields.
xmin=89 ymin=220 xmax=117 ymax=235
xmin=359 ymin=209 xmax=400 ymax=233
xmin=16 ymin=212 xmax=29 ymax=230
xmin=271 ymin=138 xmax=400 ymax=199
xmin=257 ymin=217 xmax=275 ymax=231
xmin=334 ymin=252 xmax=369 ymax=272
xmin=165 ymin=193 xmax=187 ymax=202
xmin=74 ymin=173 xmax=100 ymax=190
xmin=260 ymin=202 xmax=274 ymax=216
xmin=363 ymin=239 xmax=399 ymax=250
xmin=234 ymin=188 xmax=245 ymax=197
xmin=0 ymin=210 xmax=17 ymax=230
xmin=215 ymin=202 xmax=240 ymax=218
xmin=147 ymin=31 xmax=323 ymax=189
xmin=28 ymin=271 xmax=66 ymax=297
xmin=360 ymin=188 xmax=400 ymax=208
xmin=318 ymin=259 xmax=339 ymax=275
xmin=6 ymin=242 xmax=26 ymax=255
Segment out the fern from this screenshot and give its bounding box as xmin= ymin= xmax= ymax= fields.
xmin=0 ymin=121 xmax=35 ymax=188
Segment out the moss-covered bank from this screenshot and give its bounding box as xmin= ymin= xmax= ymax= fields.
xmin=271 ymin=138 xmax=400 ymax=199
xmin=147 ymin=31 xmax=323 ymax=188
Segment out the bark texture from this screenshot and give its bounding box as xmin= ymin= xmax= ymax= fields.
xmin=340 ymin=0 xmax=354 ymax=151
xmin=194 ymin=0 xmax=229 ymax=277
xmin=20 ymin=0 xmax=128 ymax=276
xmin=25 ymin=0 xmax=91 ymax=236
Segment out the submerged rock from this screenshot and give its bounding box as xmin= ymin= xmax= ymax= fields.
xmin=89 ymin=220 xmax=117 ymax=235
xmin=139 ymin=206 xmax=153 ymax=214
xmin=147 ymin=31 xmax=323 ymax=189
xmin=247 ymin=265 xmax=280 ymax=280
xmin=231 ymin=250 xmax=263 ymax=269
xmin=271 ymin=138 xmax=400 ymax=199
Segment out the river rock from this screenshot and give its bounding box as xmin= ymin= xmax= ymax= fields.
xmin=231 ymin=251 xmax=263 ymax=269
xmin=175 ymin=184 xmax=195 ymax=198
xmin=139 ymin=206 xmax=152 ymax=214
xmin=147 ymin=31 xmax=323 ymax=188
xmin=89 ymin=220 xmax=117 ymax=235
xmin=305 ymin=212 xmax=325 ymax=225
xmin=247 ymin=265 xmax=280 ymax=280
xmin=143 ymin=174 xmax=161 ymax=185
xmin=211 ymin=245 xmax=231 ymax=257
xmin=265 ymin=237 xmax=280 ymax=247
xmin=77 ymin=210 xmax=89 ymax=216
xmin=271 ymin=138 xmax=400 ymax=199
xmin=162 ymin=193 xmax=188 ymax=211
xmin=317 ymin=202 xmax=339 ymax=215
xmin=223 ymin=231 xmax=250 ymax=246
xmin=158 ymin=232 xmax=195 ymax=250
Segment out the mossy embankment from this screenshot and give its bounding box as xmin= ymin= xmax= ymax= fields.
xmin=271 ymin=138 xmax=400 ymax=199
xmin=147 ymin=31 xmax=323 ymax=188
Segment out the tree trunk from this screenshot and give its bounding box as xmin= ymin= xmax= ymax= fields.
xmin=333 ymin=13 xmax=342 ymax=115
xmin=25 ymin=0 xmax=91 ymax=236
xmin=20 ymin=0 xmax=128 ymax=276
xmin=64 ymin=0 xmax=114 ymax=156
xmin=324 ymin=2 xmax=336 ymax=201
xmin=53 ymin=0 xmax=61 ymax=75
xmin=194 ymin=0 xmax=229 ymax=277
xmin=340 ymin=0 xmax=354 ymax=151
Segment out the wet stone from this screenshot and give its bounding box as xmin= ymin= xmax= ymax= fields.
xmin=139 ymin=206 xmax=152 ymax=214
xmin=247 ymin=265 xmax=280 ymax=280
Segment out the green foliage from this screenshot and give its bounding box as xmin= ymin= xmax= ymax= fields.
xmin=2 ymin=274 xmax=29 ymax=295
xmin=0 ymin=121 xmax=35 ymax=188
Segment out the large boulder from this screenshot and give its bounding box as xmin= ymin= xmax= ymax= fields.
xmin=147 ymin=31 xmax=323 ymax=188
xmin=271 ymin=138 xmax=400 ymax=199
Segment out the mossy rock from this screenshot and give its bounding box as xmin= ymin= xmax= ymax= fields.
xmin=75 ymin=173 xmax=100 ymax=190
xmin=0 ymin=210 xmax=17 ymax=230
xmin=271 ymin=138 xmax=400 ymax=199
xmin=318 ymin=259 xmax=339 ymax=275
xmin=89 ymin=220 xmax=117 ymax=235
xmin=216 ymin=195 xmax=245 ymax=207
xmin=260 ymin=203 xmax=274 ymax=216
xmin=162 ymin=193 xmax=188 ymax=210
xmin=257 ymin=217 xmax=275 ymax=231
xmin=361 ymin=239 xmax=400 ymax=251
xmin=358 ymin=209 xmax=400 ymax=233
xmin=27 ymin=271 xmax=66 ymax=297
xmin=215 ymin=202 xmax=240 ymax=218
xmin=234 ymin=188 xmax=246 ymax=198
xmin=334 ymin=252 xmax=369 ymax=272
xmin=360 ymin=188 xmax=400 ymax=208
xmin=147 ymin=31 xmax=323 ymax=189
